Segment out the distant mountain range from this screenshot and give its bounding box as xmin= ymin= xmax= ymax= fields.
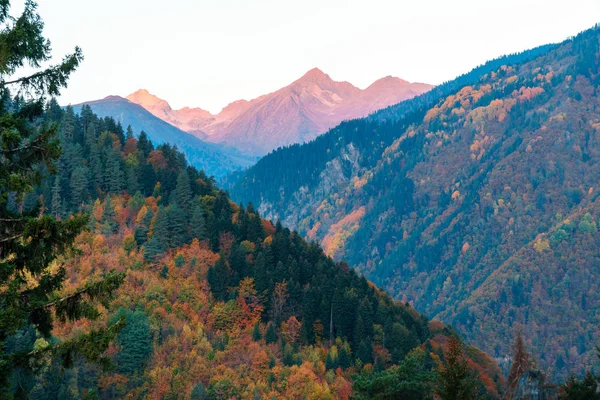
xmin=71 ymin=96 xmax=255 ymax=179
xmin=127 ymin=68 xmax=432 ymax=156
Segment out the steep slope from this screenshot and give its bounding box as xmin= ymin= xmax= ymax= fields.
xmin=11 ymin=104 xmax=505 ymax=399
xmin=128 ymin=69 xmax=432 ymax=156
xmin=228 ymin=27 xmax=600 ymax=378
xmin=71 ymin=96 xmax=254 ymax=178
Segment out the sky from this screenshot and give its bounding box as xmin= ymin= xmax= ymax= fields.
xmin=17 ymin=0 xmax=600 ymax=114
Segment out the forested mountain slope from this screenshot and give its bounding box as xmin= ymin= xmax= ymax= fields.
xmin=71 ymin=96 xmax=254 ymax=179
xmin=7 ymin=105 xmax=505 ymax=398
xmin=228 ymin=26 xmax=600 ymax=378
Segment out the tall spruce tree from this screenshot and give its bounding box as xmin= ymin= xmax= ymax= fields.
xmin=190 ymin=200 xmax=207 ymax=240
xmin=0 ymin=1 xmax=124 ymax=397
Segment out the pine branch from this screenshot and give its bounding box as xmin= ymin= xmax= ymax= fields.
xmin=26 ymin=270 xmax=125 ymax=313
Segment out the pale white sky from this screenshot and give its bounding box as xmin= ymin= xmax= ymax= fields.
xmin=24 ymin=0 xmax=600 ymax=113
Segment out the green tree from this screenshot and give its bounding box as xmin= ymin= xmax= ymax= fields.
xmin=208 ymin=256 xmax=230 ymax=301
xmin=252 ymin=323 xmax=262 ymax=341
xmin=560 ymin=372 xmax=600 ymax=399
xmin=264 ymin=323 xmax=277 ymax=344
xmin=352 ymin=348 xmax=435 ymax=400
xmin=101 ymin=196 xmax=118 ymax=234
xmin=144 ymin=207 xmax=169 ymax=259
xmin=134 ymin=208 xmax=153 ymax=246
xmin=435 ymin=337 xmax=476 ymax=400
xmin=173 ymin=170 xmax=191 ymax=212
xmin=0 ymin=1 xmax=124 ymax=396
xmin=191 ymin=382 xmax=207 ymax=400
xmin=190 ymin=200 xmax=207 ymax=240
xmin=70 ymin=165 xmax=89 ymax=210
xmin=51 ymin=173 xmax=62 ymax=218
xmin=111 ymin=309 xmax=153 ymax=375
xmin=168 ymin=204 xmax=189 ymax=248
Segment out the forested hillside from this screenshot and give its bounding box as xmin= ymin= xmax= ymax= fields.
xmin=70 ymin=96 xmax=254 ymax=179
xmin=5 ymin=104 xmax=505 ymax=398
xmin=228 ymin=26 xmax=600 ymax=378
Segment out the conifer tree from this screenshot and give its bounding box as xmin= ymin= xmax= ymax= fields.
xmin=102 ymin=196 xmax=118 ymax=234
xmin=144 ymin=207 xmax=169 ymax=259
xmin=70 ymin=165 xmax=89 ymax=210
xmin=137 ymin=131 xmax=153 ymax=159
xmin=134 ymin=208 xmax=153 ymax=246
xmin=208 ymin=255 xmax=230 ymax=301
xmin=0 ymin=1 xmax=124 ymax=395
xmin=168 ymin=204 xmax=189 ymax=248
xmin=125 ymin=125 xmax=134 ymax=140
xmin=112 ymin=310 xmax=153 ymax=376
xmin=191 ymin=382 xmax=207 ymax=400
xmin=264 ymin=323 xmax=277 ymax=344
xmin=252 ymin=323 xmax=262 ymax=342
xmin=190 ymin=200 xmax=207 ymax=240
xmin=173 ymin=170 xmax=191 ymax=212
xmin=51 ymin=174 xmax=62 ymax=218
xmin=435 ymin=337 xmax=476 ymax=400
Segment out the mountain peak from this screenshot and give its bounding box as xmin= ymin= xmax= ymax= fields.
xmin=297 ymin=67 xmax=332 ymax=83
xmin=126 ymin=89 xmax=172 ymax=111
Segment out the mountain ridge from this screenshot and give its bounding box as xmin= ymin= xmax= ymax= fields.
xmin=127 ymin=68 xmax=433 ymax=156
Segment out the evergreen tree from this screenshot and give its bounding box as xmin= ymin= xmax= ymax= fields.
xmin=140 ymin=162 xmax=156 ymax=196
xmin=134 ymin=208 xmax=153 ymax=246
xmin=0 ymin=1 xmax=124 ymax=395
xmin=435 ymin=337 xmax=476 ymax=400
xmin=168 ymin=204 xmax=189 ymax=248
xmin=51 ymin=174 xmax=62 ymax=218
xmin=561 ymin=372 xmax=600 ymax=399
xmin=173 ymin=170 xmax=191 ymax=212
xmin=125 ymin=125 xmax=134 ymax=140
xmin=137 ymin=131 xmax=153 ymax=159
xmin=264 ymin=323 xmax=277 ymax=344
xmin=338 ymin=341 xmax=353 ymax=369
xmin=70 ymin=165 xmax=89 ymax=210
xmin=144 ymin=207 xmax=169 ymax=259
xmin=190 ymin=200 xmax=207 ymax=240
xmin=352 ymin=349 xmax=435 ymax=400
xmin=252 ymin=323 xmax=262 ymax=341
xmin=208 ymin=256 xmax=230 ymax=301
xmin=356 ymin=339 xmax=372 ymax=364
xmin=105 ymin=149 xmax=123 ymax=194
xmin=112 ymin=310 xmax=153 ymax=376
xmin=191 ymin=382 xmax=207 ymax=400
xmin=354 ymin=298 xmax=374 ymax=344
xmin=102 ymin=196 xmax=118 ymax=234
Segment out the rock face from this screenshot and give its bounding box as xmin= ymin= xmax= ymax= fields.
xmin=127 ymin=69 xmax=432 ymax=156
xmin=511 ymin=370 xmax=557 ymax=400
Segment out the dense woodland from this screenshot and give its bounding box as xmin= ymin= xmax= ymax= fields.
xmin=229 ymin=26 xmax=600 ymax=379
xmin=3 ymin=102 xmax=512 ymax=398
xmin=2 ymin=1 xmax=600 ymax=398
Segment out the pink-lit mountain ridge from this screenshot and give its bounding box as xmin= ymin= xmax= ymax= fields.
xmin=128 ymin=68 xmax=432 ymax=156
